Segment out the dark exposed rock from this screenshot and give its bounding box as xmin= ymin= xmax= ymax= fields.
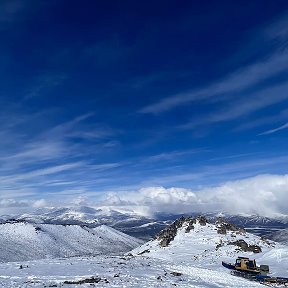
xmin=216 ymin=218 xmax=245 ymax=235
xmin=138 ymin=249 xmax=150 ymax=255
xmin=248 ymin=244 xmax=262 ymax=253
xmin=228 ymin=239 xmax=262 ymax=253
xmin=185 ymin=223 xmax=194 ymax=233
xmin=217 ymin=227 xmax=227 ymax=234
xmin=64 ymin=277 xmax=103 ymax=284
xmin=216 ymin=240 xmax=224 ymax=250
xmin=159 ymin=238 xmax=170 ymax=247
xmin=229 ymin=239 xmax=249 ymax=250
xmin=197 ymin=215 xmax=208 ymax=226
xmin=157 ymin=215 xmax=210 ymax=246
xmin=170 ymin=271 xmax=182 ymax=276
xmin=156 ymin=216 xmax=186 ymax=247
xmin=185 ymin=217 xmax=196 ymax=233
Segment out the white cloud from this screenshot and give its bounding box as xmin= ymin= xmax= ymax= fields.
xmin=102 ymin=174 xmax=288 ymax=217
xmin=140 ymin=12 xmax=288 ymax=115
xmin=32 ymin=199 xmax=47 ymax=208
xmin=264 ymin=11 xmax=288 ymax=43
xmin=0 ymin=198 xmax=47 ymax=215
xmin=0 ymin=198 xmax=29 ymax=208
xmin=0 ymin=162 xmax=85 ymax=185
xmin=180 ymin=82 xmax=288 ymax=129
xmin=259 ymin=122 xmax=288 ymax=136
xmin=140 ymin=51 xmax=288 ymax=114
xmin=234 ymin=109 xmax=288 ymax=132
xmin=142 ymin=149 xmax=206 ymax=163
xmin=1 ymin=174 xmax=286 ymax=218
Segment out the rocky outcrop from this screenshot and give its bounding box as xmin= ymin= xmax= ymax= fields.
xmin=197 ymin=215 xmax=208 ymax=226
xmin=156 ymin=215 xmax=210 ymax=247
xmin=157 ymin=216 xmax=186 ymax=247
xmin=216 ymin=218 xmax=245 ymax=235
xmin=185 ymin=217 xmax=196 ymax=233
xmin=228 ymin=239 xmax=262 ymax=253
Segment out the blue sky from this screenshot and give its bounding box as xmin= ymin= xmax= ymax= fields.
xmin=0 ymin=0 xmax=288 ymax=214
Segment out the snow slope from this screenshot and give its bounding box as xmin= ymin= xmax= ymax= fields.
xmin=0 ymin=255 xmax=273 ymax=288
xmin=131 ymin=217 xmax=288 ymax=277
xmin=0 ymin=222 xmax=143 ymax=263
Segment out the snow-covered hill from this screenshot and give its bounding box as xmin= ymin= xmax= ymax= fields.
xmin=0 ymin=222 xmax=143 ymax=263
xmin=0 ymin=217 xmax=287 ymax=287
xmin=131 ymin=216 xmax=288 ymax=276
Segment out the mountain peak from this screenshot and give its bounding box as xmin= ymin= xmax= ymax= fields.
xmin=131 ymin=215 xmax=282 ymax=270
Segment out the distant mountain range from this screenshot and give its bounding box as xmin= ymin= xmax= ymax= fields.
xmin=0 ymin=222 xmax=142 ymax=263
xmin=267 ymin=228 xmax=288 ymax=245
xmin=1 ymin=206 xmax=287 ymax=243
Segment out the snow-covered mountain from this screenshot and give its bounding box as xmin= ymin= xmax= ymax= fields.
xmin=0 ymin=216 xmax=287 ymax=288
xmin=267 ymin=228 xmax=288 ymax=245
xmin=0 ymin=222 xmax=143 ymax=263
xmin=16 ymin=206 xmax=147 ymax=226
xmin=3 ymin=206 xmax=167 ymax=240
xmin=131 ymin=216 xmax=288 ymax=276
xmin=206 ymin=213 xmax=288 ymax=239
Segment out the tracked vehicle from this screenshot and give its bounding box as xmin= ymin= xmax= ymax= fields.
xmin=222 ymin=257 xmax=288 ymax=285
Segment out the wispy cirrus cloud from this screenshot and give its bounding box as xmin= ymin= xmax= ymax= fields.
xmin=140 ymin=13 xmax=288 ymax=116
xmin=0 ymin=110 xmax=121 ymax=202
xmin=142 ymin=148 xmax=206 ymax=163
xmin=234 ymin=109 xmax=288 ymax=132
xmin=259 ymin=122 xmax=288 ymax=136
xmin=180 ymin=82 xmax=288 ymax=129
xmin=25 ymin=73 xmax=67 ymax=100
xmin=140 ymin=51 xmax=288 ymax=114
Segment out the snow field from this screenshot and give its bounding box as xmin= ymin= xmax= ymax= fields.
xmin=0 ymin=255 xmax=266 ymax=288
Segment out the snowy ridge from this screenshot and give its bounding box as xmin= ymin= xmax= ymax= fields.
xmin=131 ymin=217 xmax=288 ymax=276
xmin=0 ymin=222 xmax=143 ymax=263
xmin=15 ymin=206 xmax=151 ymax=227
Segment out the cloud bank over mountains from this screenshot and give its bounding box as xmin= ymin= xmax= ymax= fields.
xmin=103 ymin=174 xmax=288 ymax=217
xmin=1 ymin=174 xmax=287 ymax=218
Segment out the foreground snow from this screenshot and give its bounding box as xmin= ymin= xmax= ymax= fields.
xmin=0 ymin=255 xmax=269 ymax=288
